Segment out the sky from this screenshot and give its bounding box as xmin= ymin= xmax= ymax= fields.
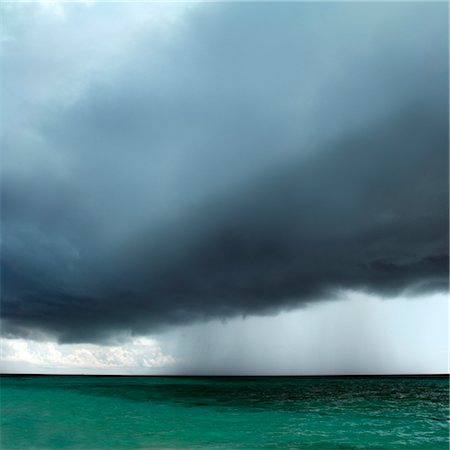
xmin=0 ymin=1 xmax=448 ymax=375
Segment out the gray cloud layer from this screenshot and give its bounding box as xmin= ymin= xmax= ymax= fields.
xmin=1 ymin=3 xmax=448 ymax=343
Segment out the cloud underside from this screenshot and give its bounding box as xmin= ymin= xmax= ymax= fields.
xmin=1 ymin=3 xmax=448 ymax=343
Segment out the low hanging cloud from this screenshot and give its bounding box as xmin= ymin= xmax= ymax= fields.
xmin=0 ymin=337 xmax=175 ymax=373
xmin=1 ymin=2 xmax=448 ymax=343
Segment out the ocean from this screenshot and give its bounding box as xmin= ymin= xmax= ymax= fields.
xmin=1 ymin=375 xmax=448 ymax=449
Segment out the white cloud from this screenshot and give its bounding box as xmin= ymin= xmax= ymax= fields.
xmin=1 ymin=336 xmax=175 ymax=373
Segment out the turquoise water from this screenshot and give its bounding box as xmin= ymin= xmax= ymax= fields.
xmin=1 ymin=376 xmax=448 ymax=449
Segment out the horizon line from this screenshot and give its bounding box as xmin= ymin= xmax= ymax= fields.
xmin=1 ymin=373 xmax=448 ymax=378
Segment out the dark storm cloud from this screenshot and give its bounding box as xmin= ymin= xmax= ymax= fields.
xmin=1 ymin=3 xmax=448 ymax=343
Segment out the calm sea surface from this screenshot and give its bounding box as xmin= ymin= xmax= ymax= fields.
xmin=1 ymin=375 xmax=448 ymax=449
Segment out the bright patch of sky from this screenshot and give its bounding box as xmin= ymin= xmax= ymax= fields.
xmin=1 ymin=336 xmax=175 ymax=374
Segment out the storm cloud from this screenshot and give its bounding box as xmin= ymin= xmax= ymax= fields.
xmin=1 ymin=2 xmax=448 ymax=343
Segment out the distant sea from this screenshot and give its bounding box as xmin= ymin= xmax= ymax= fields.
xmin=1 ymin=375 xmax=448 ymax=449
